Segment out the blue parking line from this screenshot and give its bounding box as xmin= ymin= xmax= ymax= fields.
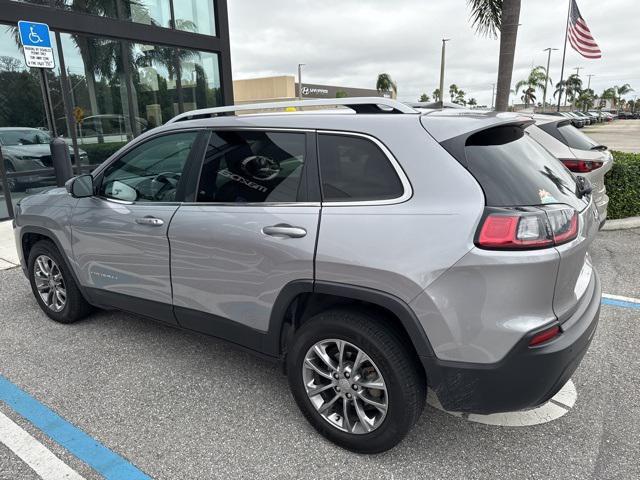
xmin=0 ymin=374 xmax=151 ymax=480
xmin=602 ymin=298 xmax=640 ymax=310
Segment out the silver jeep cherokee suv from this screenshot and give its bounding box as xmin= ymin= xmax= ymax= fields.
xmin=13 ymin=99 xmax=602 ymax=453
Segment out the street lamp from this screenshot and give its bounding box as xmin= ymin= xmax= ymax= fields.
xmin=542 ymin=48 xmax=558 ymax=112
xmin=298 ymin=63 xmax=305 ymax=100
xmin=438 ymin=38 xmax=450 ymax=107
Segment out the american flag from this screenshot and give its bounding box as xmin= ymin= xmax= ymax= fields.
xmin=568 ymin=0 xmax=602 ymax=59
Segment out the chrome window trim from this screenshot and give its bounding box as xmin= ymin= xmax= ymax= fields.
xmin=180 ymin=202 xmax=321 ymax=208
xmin=316 ymin=130 xmax=413 ymax=207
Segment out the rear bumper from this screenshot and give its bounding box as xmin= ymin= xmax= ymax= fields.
xmin=422 ymin=270 xmax=601 ymax=414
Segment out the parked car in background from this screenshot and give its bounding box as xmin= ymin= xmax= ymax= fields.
xmin=531 ymin=115 xmax=613 ymax=223
xmin=585 ymin=111 xmax=602 ymax=123
xmin=14 ymin=99 xmax=603 ymax=453
xmin=573 ymin=111 xmax=593 ymax=125
xmin=0 ymin=127 xmax=87 ymax=191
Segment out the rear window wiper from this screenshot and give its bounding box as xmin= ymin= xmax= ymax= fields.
xmin=590 ymin=145 xmax=608 ymax=151
xmin=575 ymin=176 xmax=593 ymax=199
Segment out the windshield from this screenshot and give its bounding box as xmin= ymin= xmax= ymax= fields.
xmin=556 ymin=124 xmax=599 ymax=150
xmin=0 ymin=129 xmax=51 ymax=146
xmin=463 ymin=125 xmax=588 ymax=211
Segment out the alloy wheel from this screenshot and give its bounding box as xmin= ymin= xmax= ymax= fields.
xmin=302 ymin=339 xmax=388 ymax=434
xmin=33 ymin=255 xmax=66 ymax=312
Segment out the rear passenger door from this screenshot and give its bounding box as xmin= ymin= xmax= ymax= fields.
xmin=168 ymin=129 xmax=320 ymax=341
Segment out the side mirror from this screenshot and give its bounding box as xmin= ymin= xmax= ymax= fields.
xmin=65 ymin=174 xmax=94 ymax=198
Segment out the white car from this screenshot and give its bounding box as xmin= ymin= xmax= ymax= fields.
xmin=527 ymin=115 xmax=613 ymax=224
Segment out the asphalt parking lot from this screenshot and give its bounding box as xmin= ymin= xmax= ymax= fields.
xmin=1 ymin=229 xmax=639 ymax=480
xmin=583 ymin=119 xmax=640 ymax=153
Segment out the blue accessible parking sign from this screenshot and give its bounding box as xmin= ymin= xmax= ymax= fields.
xmin=17 ymin=20 xmax=55 ymax=69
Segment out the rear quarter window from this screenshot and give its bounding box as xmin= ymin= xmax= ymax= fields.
xmin=318 ymin=134 xmax=404 ymax=202
xmin=462 ymin=125 xmax=588 ymax=211
xmin=539 ymin=122 xmax=599 ymax=151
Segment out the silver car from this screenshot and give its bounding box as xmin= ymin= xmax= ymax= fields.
xmin=528 ymin=115 xmax=613 ymax=223
xmin=13 ymin=99 xmax=602 ymax=453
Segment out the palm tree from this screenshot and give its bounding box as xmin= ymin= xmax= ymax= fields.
xmin=419 ymin=93 xmax=430 ymax=102
xmin=603 ymin=84 xmax=635 ymax=109
xmin=519 ymin=87 xmax=536 ymax=107
xmin=515 ymin=66 xmax=548 ymax=108
xmin=468 ymin=97 xmax=478 ymax=107
xmin=454 ymin=89 xmax=467 ymax=106
xmin=449 ymin=84 xmax=460 ymax=102
xmin=467 ymin=0 xmax=521 ymax=112
xmin=432 ymin=88 xmax=442 ymax=102
xmin=576 ymin=88 xmax=597 ymax=112
xmin=376 ymin=73 xmax=397 ymax=98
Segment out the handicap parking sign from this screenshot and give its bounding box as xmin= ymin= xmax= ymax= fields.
xmin=17 ymin=20 xmax=55 ymax=69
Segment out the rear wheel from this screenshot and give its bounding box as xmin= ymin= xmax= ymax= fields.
xmin=287 ymin=308 xmax=426 ymax=453
xmin=27 ymin=240 xmax=92 ymax=323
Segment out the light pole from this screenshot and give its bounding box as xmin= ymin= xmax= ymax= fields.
xmin=491 ymin=83 xmax=496 ymax=110
xmin=542 ymin=47 xmax=558 ymax=112
xmin=438 ymin=38 xmax=450 ymax=107
xmin=586 ymin=74 xmax=594 ymax=90
xmin=574 ymin=66 xmax=582 ymax=77
xmin=297 ymin=63 xmax=305 ymax=100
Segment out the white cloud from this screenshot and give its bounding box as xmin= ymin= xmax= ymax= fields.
xmin=228 ymin=0 xmax=640 ymax=106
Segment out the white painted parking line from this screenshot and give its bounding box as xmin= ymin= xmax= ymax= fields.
xmin=0 ymin=411 xmax=85 ymax=480
xmin=428 ymin=379 xmax=577 ymax=427
xmin=602 ymin=293 xmax=640 ymax=304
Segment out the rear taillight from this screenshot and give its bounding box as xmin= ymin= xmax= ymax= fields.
xmin=560 ymin=159 xmax=604 ymax=173
xmin=476 ymin=207 xmax=579 ymax=250
xmin=529 ymin=325 xmax=561 ymax=346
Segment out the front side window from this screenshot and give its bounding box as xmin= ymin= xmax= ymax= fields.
xmin=100 ymin=131 xmax=198 ymax=202
xmin=196 ymin=131 xmax=306 ymax=204
xmin=318 ymin=134 xmax=404 ymax=202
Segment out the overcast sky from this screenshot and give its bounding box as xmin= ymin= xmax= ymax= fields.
xmin=228 ymin=0 xmax=639 ymax=106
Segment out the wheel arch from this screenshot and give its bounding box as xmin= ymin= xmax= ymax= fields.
xmin=20 ymin=226 xmax=88 ymax=298
xmin=267 ymin=280 xmax=435 ymax=365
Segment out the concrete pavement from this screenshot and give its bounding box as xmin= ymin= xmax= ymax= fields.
xmin=583 ymin=119 xmax=640 ymax=153
xmin=0 ymin=229 xmax=639 ymax=479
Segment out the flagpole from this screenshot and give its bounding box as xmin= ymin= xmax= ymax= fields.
xmin=557 ymin=0 xmax=572 ymax=112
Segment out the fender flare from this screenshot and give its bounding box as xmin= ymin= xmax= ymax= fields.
xmin=264 ymin=280 xmax=436 ymax=359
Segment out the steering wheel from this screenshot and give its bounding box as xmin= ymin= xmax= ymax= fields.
xmin=151 ymin=172 xmax=181 ymax=201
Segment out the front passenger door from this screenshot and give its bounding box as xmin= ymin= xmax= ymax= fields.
xmin=71 ymin=130 xmax=204 ymax=323
xmin=169 ymin=129 xmax=320 ymax=343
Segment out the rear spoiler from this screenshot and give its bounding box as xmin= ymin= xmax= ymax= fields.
xmin=438 ymin=120 xmax=535 ymax=168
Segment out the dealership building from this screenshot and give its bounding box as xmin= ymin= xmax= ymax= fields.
xmin=0 ymin=0 xmax=233 ymax=220
xmin=233 ymin=75 xmax=389 ymax=104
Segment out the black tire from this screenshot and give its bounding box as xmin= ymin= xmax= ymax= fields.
xmin=287 ymin=308 xmax=426 ymax=453
xmin=27 ymin=240 xmax=93 ymax=323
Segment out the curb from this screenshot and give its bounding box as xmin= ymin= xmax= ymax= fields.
xmin=601 ymin=216 xmax=640 ymax=231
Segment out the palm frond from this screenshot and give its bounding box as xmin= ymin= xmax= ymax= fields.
xmin=467 ymin=0 xmax=503 ymax=38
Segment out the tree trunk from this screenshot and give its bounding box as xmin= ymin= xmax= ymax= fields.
xmin=74 ymin=36 xmax=104 ymax=143
xmin=495 ymin=0 xmax=521 ymax=112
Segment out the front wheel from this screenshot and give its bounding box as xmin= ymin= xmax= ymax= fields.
xmin=287 ymin=308 xmax=426 ymax=453
xmin=27 ymin=240 xmax=93 ymax=323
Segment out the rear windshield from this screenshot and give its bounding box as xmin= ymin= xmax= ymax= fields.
xmin=463 ymin=125 xmax=588 ymax=210
xmin=539 ymin=122 xmax=599 ymax=151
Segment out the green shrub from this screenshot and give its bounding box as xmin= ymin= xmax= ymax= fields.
xmin=605 ymin=151 xmax=640 ymax=219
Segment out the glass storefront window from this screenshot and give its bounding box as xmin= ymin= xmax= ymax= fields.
xmin=1 ymin=25 xmax=60 ymax=219
xmin=14 ymin=1 xmax=217 ymax=34
xmin=1 ymin=23 xmax=222 ymax=219
xmin=173 ymin=0 xmax=217 ymax=36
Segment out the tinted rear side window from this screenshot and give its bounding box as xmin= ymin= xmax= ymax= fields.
xmin=318 ymin=134 xmax=403 ymax=202
xmin=556 ymin=124 xmax=599 ymax=150
xmin=463 ymin=125 xmax=588 ymax=210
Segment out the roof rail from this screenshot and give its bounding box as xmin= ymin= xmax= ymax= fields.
xmin=166 ymin=97 xmax=418 ymax=123
xmin=406 ymin=101 xmax=467 ymax=110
